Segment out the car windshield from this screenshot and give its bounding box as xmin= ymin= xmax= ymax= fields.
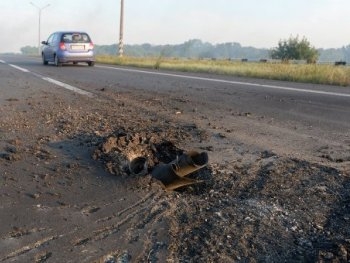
xmin=62 ymin=33 xmax=90 ymax=43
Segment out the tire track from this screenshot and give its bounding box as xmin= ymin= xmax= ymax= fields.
xmin=1 ymin=236 xmax=58 ymax=262
xmin=73 ymin=191 xmax=162 ymax=246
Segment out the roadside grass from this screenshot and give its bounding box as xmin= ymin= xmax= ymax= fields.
xmin=96 ymin=55 xmax=350 ymax=87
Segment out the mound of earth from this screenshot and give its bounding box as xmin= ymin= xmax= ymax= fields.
xmin=92 ymin=127 xmax=350 ymax=262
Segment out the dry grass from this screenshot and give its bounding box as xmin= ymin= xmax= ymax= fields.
xmin=96 ymin=55 xmax=350 ymax=87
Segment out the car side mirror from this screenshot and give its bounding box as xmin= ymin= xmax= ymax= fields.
xmin=41 ymin=41 xmax=47 ymax=45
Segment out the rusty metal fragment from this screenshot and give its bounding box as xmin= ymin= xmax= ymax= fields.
xmin=151 ymin=151 xmax=208 ymax=190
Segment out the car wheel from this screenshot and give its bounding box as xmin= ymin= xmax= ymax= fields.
xmin=42 ymin=54 xmax=48 ymax=65
xmin=54 ymin=55 xmax=62 ymax=67
xmin=88 ymin=61 xmax=95 ymax=67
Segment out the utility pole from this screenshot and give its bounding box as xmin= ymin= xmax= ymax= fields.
xmin=118 ymin=0 xmax=124 ymax=57
xmin=30 ymin=2 xmax=50 ymax=56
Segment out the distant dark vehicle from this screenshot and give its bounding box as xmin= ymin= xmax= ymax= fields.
xmin=41 ymin=31 xmax=95 ymax=67
xmin=334 ymin=61 xmax=346 ymax=66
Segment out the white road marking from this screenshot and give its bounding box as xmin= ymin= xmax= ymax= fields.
xmin=42 ymin=77 xmax=94 ymax=98
xmin=97 ymin=65 xmax=350 ymax=98
xmin=2 ymin=61 xmax=94 ymax=98
xmin=9 ymin=64 xmax=30 ymax=72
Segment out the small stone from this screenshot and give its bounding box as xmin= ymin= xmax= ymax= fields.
xmin=215 ymin=211 xmax=223 ymax=218
xmin=116 ymin=251 xmax=131 ymax=263
xmin=324 ymin=252 xmax=334 ymax=260
xmin=31 ymin=193 xmax=40 ymax=199
xmin=339 ymin=245 xmax=348 ymax=259
xmin=218 ymin=133 xmax=226 ymax=138
xmin=245 ymin=217 xmax=254 ymax=222
xmin=315 ymin=224 xmax=323 ymax=230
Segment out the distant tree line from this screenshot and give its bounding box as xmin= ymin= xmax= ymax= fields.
xmin=20 ymin=46 xmax=38 ymax=55
xmin=20 ymin=39 xmax=350 ymax=63
xmin=94 ymin=39 xmax=270 ymax=60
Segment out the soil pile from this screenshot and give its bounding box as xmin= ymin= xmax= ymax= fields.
xmin=92 ymin=127 xmax=350 ymax=262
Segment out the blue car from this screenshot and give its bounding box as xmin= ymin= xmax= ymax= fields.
xmin=41 ymin=31 xmax=95 ymax=67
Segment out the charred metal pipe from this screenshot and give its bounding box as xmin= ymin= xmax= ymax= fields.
xmin=171 ymin=151 xmax=208 ymax=177
xmin=151 ymin=151 xmax=208 ymax=190
xmin=151 ymin=163 xmax=200 ymax=191
xmin=129 ymin=157 xmax=148 ymax=176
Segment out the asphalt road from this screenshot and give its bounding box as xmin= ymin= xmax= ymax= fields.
xmin=1 ymin=54 xmax=350 ymax=164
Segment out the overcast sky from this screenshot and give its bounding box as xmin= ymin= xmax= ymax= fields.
xmin=0 ymin=0 xmax=349 ymax=53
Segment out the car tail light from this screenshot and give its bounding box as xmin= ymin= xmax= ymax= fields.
xmin=88 ymin=42 xmax=94 ymax=50
xmin=59 ymin=42 xmax=66 ymax=50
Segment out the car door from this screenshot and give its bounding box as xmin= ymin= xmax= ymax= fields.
xmin=44 ymin=33 xmax=56 ymax=61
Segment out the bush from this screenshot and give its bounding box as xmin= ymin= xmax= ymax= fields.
xmin=271 ymin=36 xmax=319 ymax=63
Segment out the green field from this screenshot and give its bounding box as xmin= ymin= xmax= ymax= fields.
xmin=96 ymin=55 xmax=350 ymax=87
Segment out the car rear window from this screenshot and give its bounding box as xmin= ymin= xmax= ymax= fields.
xmin=61 ymin=33 xmax=91 ymax=43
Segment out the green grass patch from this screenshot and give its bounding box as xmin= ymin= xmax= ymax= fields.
xmin=96 ymin=55 xmax=350 ymax=87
